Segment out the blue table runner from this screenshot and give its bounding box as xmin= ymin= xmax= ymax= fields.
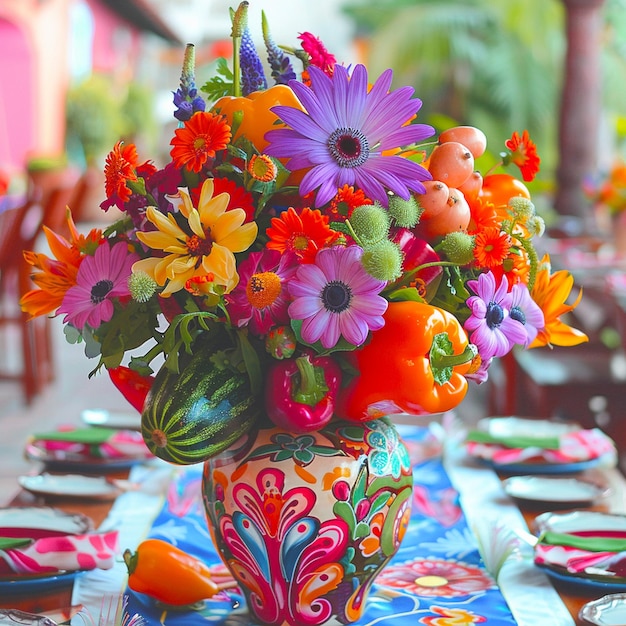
xmin=123 ymin=426 xmax=517 ymax=625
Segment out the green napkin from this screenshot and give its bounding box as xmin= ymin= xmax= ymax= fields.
xmin=0 ymin=537 xmax=33 ymax=550
xmin=465 ymin=429 xmax=560 ymax=450
xmin=539 ymin=531 xmax=626 ymax=553
xmin=31 ymin=428 xmax=117 ymax=444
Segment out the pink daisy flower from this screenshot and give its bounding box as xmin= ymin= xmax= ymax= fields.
xmin=288 ymin=245 xmax=388 ymax=350
xmin=225 ymin=249 xmax=297 ymax=336
xmin=58 ymin=242 xmax=139 ymax=331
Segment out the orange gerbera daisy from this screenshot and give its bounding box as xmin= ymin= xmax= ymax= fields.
xmin=473 ymin=227 xmax=511 ymax=269
xmin=20 ymin=212 xmax=102 ymax=318
xmin=529 ymin=254 xmax=588 ymax=348
xmin=266 ymin=207 xmax=341 ymax=263
xmin=505 ymin=130 xmax=541 ymax=182
xmin=103 ymin=141 xmax=139 ymax=203
xmin=325 ymin=184 xmax=372 ymax=222
xmin=170 ymin=111 xmax=232 ymax=173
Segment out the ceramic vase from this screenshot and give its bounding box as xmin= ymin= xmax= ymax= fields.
xmin=202 ymin=417 xmax=413 ymax=626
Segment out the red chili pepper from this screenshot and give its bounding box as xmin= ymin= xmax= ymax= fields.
xmin=108 ymin=366 xmax=154 ymax=413
xmin=264 ymin=353 xmax=342 ymax=433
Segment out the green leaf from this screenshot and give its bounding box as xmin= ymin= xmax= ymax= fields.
xmin=235 ymin=329 xmax=262 ymax=397
xmin=200 ymin=57 xmax=234 ymax=101
xmin=332 ymin=501 xmax=357 ymax=534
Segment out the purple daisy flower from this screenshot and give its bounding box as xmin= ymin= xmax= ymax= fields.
xmin=288 ymin=245 xmax=388 ymax=349
xmin=508 ymin=282 xmax=545 ymax=347
xmin=265 ymin=64 xmax=434 ymax=208
xmin=58 ymin=242 xmax=139 ymax=331
xmin=464 ymin=272 xmax=527 ymax=361
xmin=225 ymin=249 xmax=297 ymax=336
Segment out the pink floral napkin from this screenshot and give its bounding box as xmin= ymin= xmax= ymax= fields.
xmin=465 ymin=427 xmax=616 ymax=465
xmin=29 ymin=427 xmax=153 ymax=461
xmin=0 ymin=530 xmax=119 ymax=576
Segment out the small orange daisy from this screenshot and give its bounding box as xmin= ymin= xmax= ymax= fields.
xmin=103 ymin=141 xmax=139 ymax=203
xmin=266 ymin=207 xmax=341 ymax=263
xmin=325 ymin=184 xmax=372 ymax=222
xmin=505 ymin=130 xmax=541 ymax=182
xmin=473 ymin=227 xmax=511 ymax=269
xmin=170 ymin=111 xmax=232 ymax=173
xmin=467 ymin=196 xmax=500 ymax=234
xmin=247 ymin=154 xmax=277 ymax=183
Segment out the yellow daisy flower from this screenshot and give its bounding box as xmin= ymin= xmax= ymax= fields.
xmin=134 ymin=179 xmax=258 ymax=297
xmin=529 ymin=254 xmax=588 ymax=348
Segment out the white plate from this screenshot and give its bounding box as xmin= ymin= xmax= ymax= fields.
xmin=0 ymin=507 xmax=93 ymax=539
xmin=477 ymin=416 xmax=580 ymax=440
xmin=503 ymin=475 xmax=605 ymax=506
xmin=580 ymin=593 xmax=626 ymax=625
xmin=534 ymin=510 xmax=626 ymax=535
xmin=81 ymin=408 xmax=141 ymax=430
xmin=18 ymin=473 xmax=121 ymax=501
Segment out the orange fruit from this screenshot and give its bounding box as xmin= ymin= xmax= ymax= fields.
xmin=415 ymin=180 xmax=450 ymax=218
xmin=480 ymin=173 xmax=530 ymax=208
xmin=438 ymin=125 xmax=487 ymax=158
xmin=427 ymin=142 xmax=474 ymax=188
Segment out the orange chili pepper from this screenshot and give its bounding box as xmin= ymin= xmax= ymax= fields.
xmin=123 ymin=538 xmax=231 ymax=606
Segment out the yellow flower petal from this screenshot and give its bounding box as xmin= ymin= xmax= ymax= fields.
xmin=218 ymin=220 xmax=258 ymax=253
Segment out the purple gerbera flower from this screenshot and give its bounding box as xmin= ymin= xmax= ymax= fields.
xmin=464 ymin=272 xmax=527 ymax=361
xmin=265 ymin=64 xmax=434 ymax=208
xmin=226 ymin=249 xmax=297 ymax=336
xmin=288 ymin=245 xmax=388 ymax=349
xmin=58 ymin=242 xmax=139 ymax=331
xmin=508 ymin=282 xmax=545 ymax=347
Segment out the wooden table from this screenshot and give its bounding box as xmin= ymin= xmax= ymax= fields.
xmin=2 ymin=460 xmax=626 ymax=624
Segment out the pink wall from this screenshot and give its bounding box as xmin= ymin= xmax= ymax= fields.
xmin=0 ymin=0 xmax=146 ymax=175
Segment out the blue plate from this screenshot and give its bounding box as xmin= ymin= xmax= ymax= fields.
xmin=537 ymin=564 xmax=626 ymax=594
xmin=0 ymin=570 xmax=79 ymax=595
xmin=484 ymin=454 xmax=609 ymax=475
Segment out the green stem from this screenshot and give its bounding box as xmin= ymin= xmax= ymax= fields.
xmin=294 ymin=355 xmax=327 ymax=405
xmin=384 ymin=260 xmax=459 ymax=293
xmin=430 ymin=342 xmax=478 ymax=370
xmin=231 ymin=2 xmax=248 ymax=97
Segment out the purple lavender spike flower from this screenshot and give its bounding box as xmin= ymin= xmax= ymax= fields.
xmin=173 ymin=44 xmax=206 ymax=122
xmin=262 ymin=10 xmax=296 ymax=85
xmin=241 ymin=26 xmax=268 ymax=96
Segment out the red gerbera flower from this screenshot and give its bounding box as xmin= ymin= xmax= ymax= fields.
xmin=298 ymin=32 xmax=336 ymax=77
xmin=190 ymin=177 xmax=256 ymax=222
xmin=505 ymin=130 xmax=541 ymax=182
xmin=473 ymin=227 xmax=511 ymax=269
xmin=170 ymin=111 xmax=232 ymax=173
xmin=266 ymin=207 xmax=341 ymax=263
xmin=103 ymin=141 xmax=139 ymax=203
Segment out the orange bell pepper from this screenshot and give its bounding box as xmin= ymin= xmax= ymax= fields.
xmin=336 ymin=301 xmax=476 ymax=420
xmin=212 ymin=84 xmax=304 ymax=151
xmin=123 ymin=538 xmax=222 ymax=606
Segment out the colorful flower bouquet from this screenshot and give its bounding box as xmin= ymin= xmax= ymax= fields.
xmin=21 ymin=2 xmax=588 ymax=458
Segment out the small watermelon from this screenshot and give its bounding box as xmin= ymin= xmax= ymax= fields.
xmin=141 ymin=352 xmax=260 ymax=465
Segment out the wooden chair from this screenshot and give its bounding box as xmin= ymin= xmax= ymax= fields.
xmin=0 ymin=167 xmax=79 ymax=403
xmin=0 ymin=199 xmax=49 ymax=403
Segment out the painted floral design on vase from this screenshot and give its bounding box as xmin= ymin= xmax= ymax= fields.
xmin=202 ymin=417 xmax=413 ymax=626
